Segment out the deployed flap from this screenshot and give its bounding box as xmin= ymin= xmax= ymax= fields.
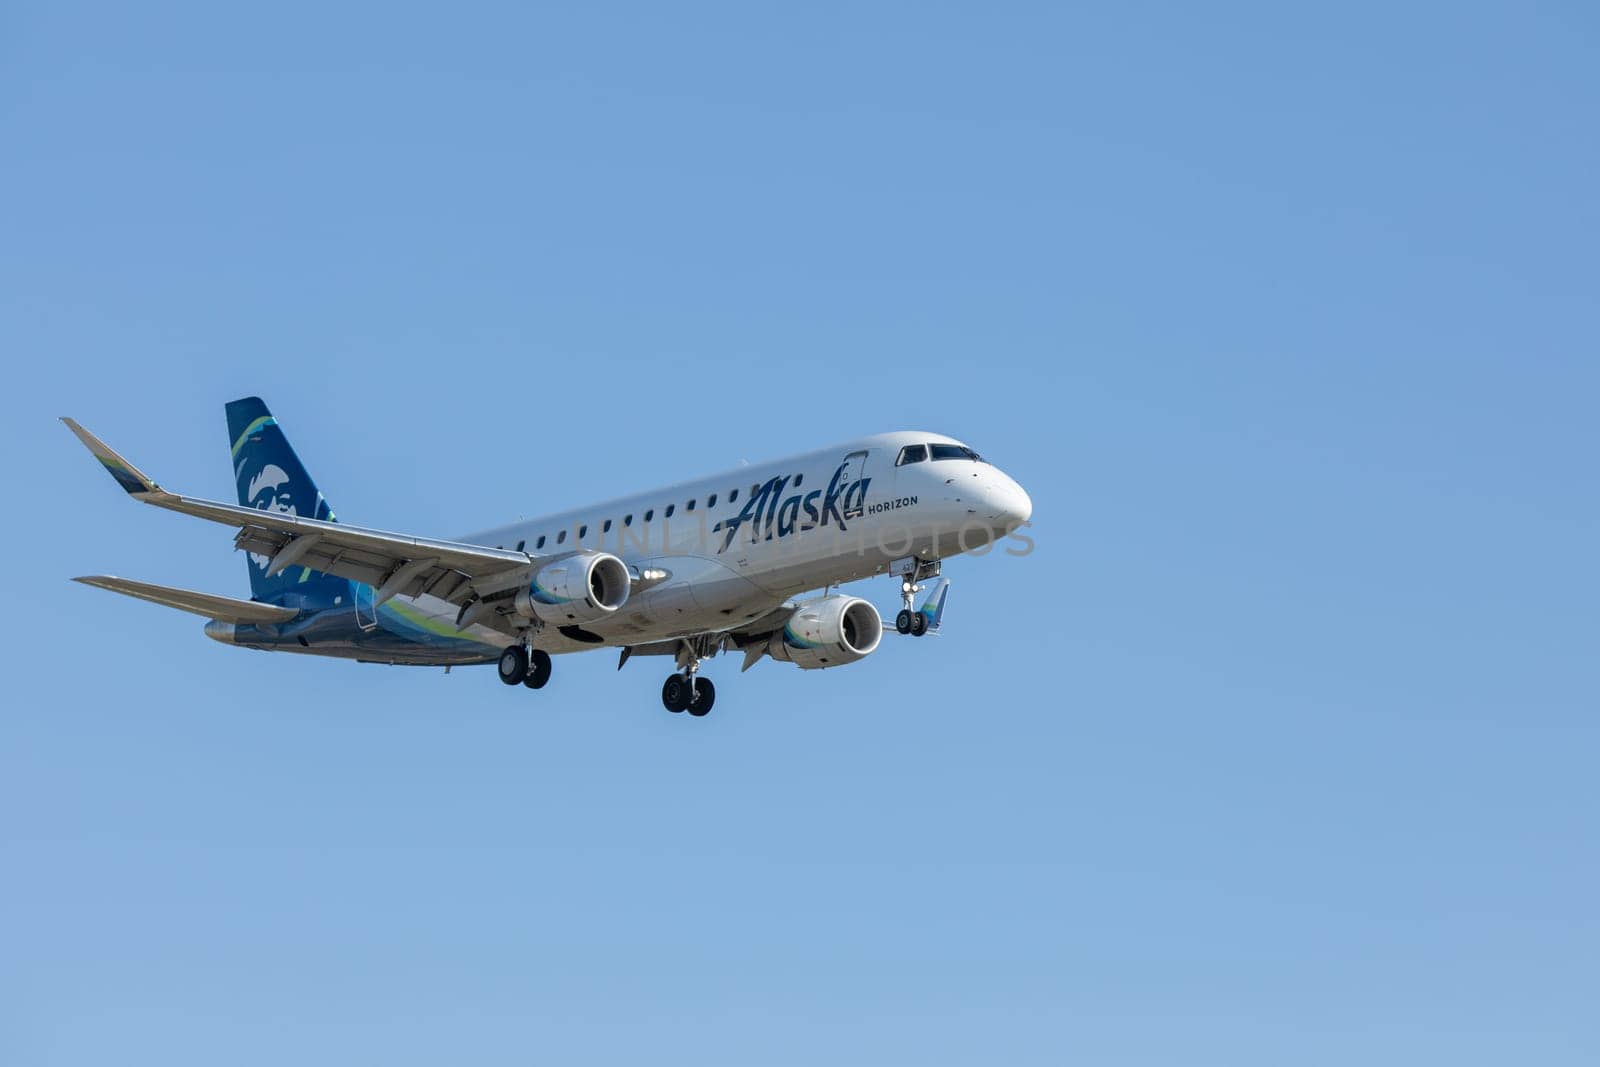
xmin=74 ymin=576 xmax=301 ymax=623
xmin=728 ymin=601 xmax=799 ymax=637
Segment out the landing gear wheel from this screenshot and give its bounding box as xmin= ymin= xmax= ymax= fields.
xmin=687 ymin=677 xmax=716 ymax=717
xmin=498 ymin=645 xmax=528 ymax=685
xmin=522 ymin=649 xmax=552 ymax=689
xmin=662 ymin=673 xmax=691 ymax=713
xmin=910 ymin=612 xmax=928 ymax=637
xmin=895 ymin=609 xmax=914 ymax=635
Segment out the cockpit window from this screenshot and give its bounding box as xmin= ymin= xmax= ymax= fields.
xmin=929 ymin=443 xmax=983 ymax=462
xmin=896 ymin=444 xmax=928 ymax=466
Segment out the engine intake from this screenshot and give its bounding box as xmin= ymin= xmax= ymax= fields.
xmin=767 ymin=594 xmax=882 ymax=670
xmin=513 ymin=552 xmax=630 ymax=624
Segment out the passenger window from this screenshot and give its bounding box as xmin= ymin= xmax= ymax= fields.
xmin=536 ymin=535 xmax=546 ymax=549
xmin=579 ymin=524 xmax=588 ymax=538
xmin=557 ymin=530 xmax=567 ymax=544
xmin=602 ymin=519 xmax=612 ymax=533
xmin=686 ymin=499 xmax=696 ymax=511
xmin=729 ymin=488 xmax=739 ymax=503
xmin=708 ymin=493 xmax=717 ymax=508
xmin=516 ymin=539 xmax=525 ymax=552
xmin=897 ymin=444 xmax=928 ymax=465
xmin=751 ymin=484 xmax=760 ymax=497
xmin=624 ymin=514 xmax=633 ymax=526
xmin=794 ymin=473 xmax=803 ymax=487
xmin=644 ymin=509 xmax=654 ymax=521
xmin=665 ymin=504 xmax=675 ymax=518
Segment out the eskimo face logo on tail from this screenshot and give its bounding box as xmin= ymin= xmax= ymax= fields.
xmin=716 ymin=462 xmax=870 ymax=552
xmin=243 ymin=464 xmax=298 ymax=570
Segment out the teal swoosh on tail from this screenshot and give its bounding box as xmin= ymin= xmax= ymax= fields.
xmin=230 ymin=415 xmax=277 ymax=458
xmin=225 ymin=397 xmax=346 ymax=608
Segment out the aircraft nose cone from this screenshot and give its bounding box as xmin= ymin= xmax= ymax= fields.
xmin=1007 ymin=482 xmax=1033 ymax=527
xmin=984 ymin=471 xmax=1032 ymax=532
xmin=998 ymin=479 xmax=1036 ymax=531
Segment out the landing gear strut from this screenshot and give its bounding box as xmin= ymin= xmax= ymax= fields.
xmin=687 ymin=677 xmax=715 ymax=716
xmin=523 ymin=649 xmax=552 ymax=689
xmin=894 ymin=557 xmax=939 ymax=638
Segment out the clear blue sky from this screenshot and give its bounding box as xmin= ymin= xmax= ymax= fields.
xmin=3 ymin=2 xmax=1596 ymax=1063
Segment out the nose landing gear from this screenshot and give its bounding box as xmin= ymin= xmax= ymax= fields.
xmin=895 ymin=609 xmax=928 ymax=637
xmin=893 ymin=557 xmax=939 ymax=637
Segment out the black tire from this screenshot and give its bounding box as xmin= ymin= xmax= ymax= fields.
xmin=498 ymin=645 xmax=528 ymax=685
xmin=895 ymin=609 xmax=914 ymax=635
xmin=523 ymin=649 xmax=552 ymax=689
xmin=910 ymin=611 xmax=928 ymax=637
xmin=687 ymin=677 xmax=716 ymax=717
xmin=662 ymin=673 xmax=691 ymax=713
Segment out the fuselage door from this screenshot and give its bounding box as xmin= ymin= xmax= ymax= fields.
xmin=355 ymin=582 xmax=378 ymax=631
xmin=839 ymin=449 xmax=869 ymax=520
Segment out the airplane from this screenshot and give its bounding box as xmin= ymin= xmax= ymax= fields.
xmin=63 ymin=398 xmax=1032 ymax=716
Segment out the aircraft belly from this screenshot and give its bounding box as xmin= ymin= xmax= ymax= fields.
xmin=228 ymin=605 xmax=500 ymax=665
xmin=596 ymin=556 xmax=775 ymax=642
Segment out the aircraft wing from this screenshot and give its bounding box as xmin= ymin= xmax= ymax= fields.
xmin=63 ymin=417 xmax=532 ymax=607
xmin=73 ymin=576 xmax=302 ymax=624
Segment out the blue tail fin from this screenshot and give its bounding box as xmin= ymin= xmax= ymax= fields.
xmin=226 ymin=397 xmax=345 ymax=605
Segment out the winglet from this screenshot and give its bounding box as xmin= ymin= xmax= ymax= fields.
xmin=917 ymin=578 xmax=951 ymax=634
xmin=61 ymin=417 xmax=161 ymax=496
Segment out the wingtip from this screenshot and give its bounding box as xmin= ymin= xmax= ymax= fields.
xmin=62 ymin=418 xmax=161 ymax=495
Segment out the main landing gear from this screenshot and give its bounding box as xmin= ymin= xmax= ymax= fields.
xmin=498 ymin=643 xmax=552 ymax=689
xmin=660 ymin=635 xmax=717 ymax=716
xmin=661 ymin=673 xmax=715 ymax=716
xmin=893 ymin=557 xmax=938 ymax=637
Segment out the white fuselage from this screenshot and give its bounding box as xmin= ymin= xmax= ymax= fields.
xmin=385 ymin=430 xmax=1031 ymax=655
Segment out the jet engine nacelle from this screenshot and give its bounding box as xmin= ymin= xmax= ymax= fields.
xmin=766 ymin=594 xmax=883 ymax=670
xmin=513 ymin=552 xmax=630 ymax=624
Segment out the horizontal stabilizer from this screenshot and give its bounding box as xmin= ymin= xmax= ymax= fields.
xmin=73 ymin=576 xmax=300 ymax=624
